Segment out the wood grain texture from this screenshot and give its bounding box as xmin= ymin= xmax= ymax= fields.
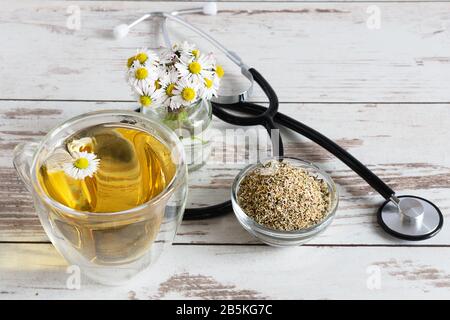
xmin=1 ymin=243 xmax=450 ymax=299
xmin=1 ymin=101 xmax=449 ymax=245
xmin=1 ymin=1 xmax=450 ymax=102
xmin=2 ymin=0 xmax=450 ymax=299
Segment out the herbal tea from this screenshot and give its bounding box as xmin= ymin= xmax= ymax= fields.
xmin=37 ymin=123 xmax=177 ymax=264
xmin=39 ymin=123 xmax=176 ymax=213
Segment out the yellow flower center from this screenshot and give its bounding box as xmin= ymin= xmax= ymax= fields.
xmin=192 ymin=49 xmax=200 ymax=58
xmin=181 ymin=87 xmax=196 ymax=102
xmin=188 ymin=61 xmax=202 ymax=74
xmin=166 ymin=83 xmax=175 ymax=96
xmin=135 ymin=67 xmax=148 ymax=80
xmin=127 ymin=56 xmax=135 ymax=68
xmin=215 ymin=65 xmax=224 ymax=78
xmin=74 ymin=158 xmax=89 ymax=170
xmin=136 ymin=52 xmax=148 ymax=64
xmin=155 ymin=80 xmax=161 ymax=90
xmin=139 ymin=95 xmax=152 ymax=107
xmin=204 ymin=78 xmax=213 ymax=88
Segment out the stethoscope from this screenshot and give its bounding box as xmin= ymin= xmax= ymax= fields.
xmin=114 ymin=3 xmax=444 ymax=241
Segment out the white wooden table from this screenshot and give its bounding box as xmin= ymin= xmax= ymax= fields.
xmin=1 ymin=1 xmax=450 ymax=299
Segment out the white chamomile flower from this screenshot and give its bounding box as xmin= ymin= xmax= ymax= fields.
xmin=172 ymin=78 xmax=199 ymax=109
xmin=134 ymin=82 xmax=163 ymax=108
xmin=173 ymin=41 xmax=199 ymax=61
xmin=175 ymin=54 xmax=214 ymax=84
xmin=134 ymin=48 xmax=159 ymax=68
xmin=191 ymin=49 xmax=201 ymax=60
xmin=44 ymin=138 xmax=95 ymax=173
xmin=200 ymin=76 xmax=220 ymax=100
xmin=154 ymin=64 xmax=169 ymax=85
xmin=128 ymin=62 xmax=158 ymax=87
xmin=214 ymin=64 xmax=225 ymax=79
xmin=126 ymin=41 xmax=222 ymax=112
xmin=158 ymin=68 xmax=180 ymax=108
xmin=126 ymin=48 xmax=158 ymax=69
xmin=159 ymin=47 xmax=176 ymax=65
xmin=63 ymin=151 xmax=100 ymax=180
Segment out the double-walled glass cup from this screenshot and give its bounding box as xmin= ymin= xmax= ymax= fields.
xmin=13 ymin=110 xmax=188 ymax=285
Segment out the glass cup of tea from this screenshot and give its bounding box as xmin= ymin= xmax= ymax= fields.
xmin=13 ymin=110 xmax=188 ymax=285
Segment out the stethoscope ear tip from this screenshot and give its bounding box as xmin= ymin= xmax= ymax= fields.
xmin=113 ymin=24 xmax=130 ymax=40
xmin=203 ymin=2 xmax=218 ymax=16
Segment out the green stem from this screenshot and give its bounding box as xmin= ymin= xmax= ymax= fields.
xmin=190 ymin=135 xmax=208 ymax=144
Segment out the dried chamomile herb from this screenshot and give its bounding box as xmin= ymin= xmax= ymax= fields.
xmin=237 ymin=160 xmax=330 ymax=231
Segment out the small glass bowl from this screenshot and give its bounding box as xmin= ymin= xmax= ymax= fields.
xmin=231 ymin=157 xmax=339 ymax=247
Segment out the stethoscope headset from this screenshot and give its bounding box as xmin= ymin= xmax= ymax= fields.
xmin=114 ymin=3 xmax=444 ymax=241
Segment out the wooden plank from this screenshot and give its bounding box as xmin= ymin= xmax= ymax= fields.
xmin=1 ymin=243 xmax=450 ymax=299
xmin=1 ymin=1 xmax=450 ymax=102
xmin=1 ymin=100 xmax=449 ymax=244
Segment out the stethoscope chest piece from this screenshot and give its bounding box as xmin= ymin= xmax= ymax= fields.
xmin=378 ymin=195 xmax=443 ymax=241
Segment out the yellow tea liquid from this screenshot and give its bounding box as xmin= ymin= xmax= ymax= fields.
xmin=38 ymin=124 xmax=177 ymax=264
xmin=39 ymin=124 xmax=176 ymax=213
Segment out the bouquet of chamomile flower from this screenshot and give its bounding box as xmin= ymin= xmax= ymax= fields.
xmin=126 ymin=42 xmax=224 ymax=113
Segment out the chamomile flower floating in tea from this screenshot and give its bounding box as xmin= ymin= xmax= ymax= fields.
xmin=43 ymin=141 xmax=99 ymax=179
xmin=63 ymin=151 xmax=100 ymax=180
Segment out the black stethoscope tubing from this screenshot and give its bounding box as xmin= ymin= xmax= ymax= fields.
xmin=183 ymin=68 xmax=395 ymax=220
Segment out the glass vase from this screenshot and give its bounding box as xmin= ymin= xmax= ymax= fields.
xmin=142 ymin=99 xmax=213 ymax=171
